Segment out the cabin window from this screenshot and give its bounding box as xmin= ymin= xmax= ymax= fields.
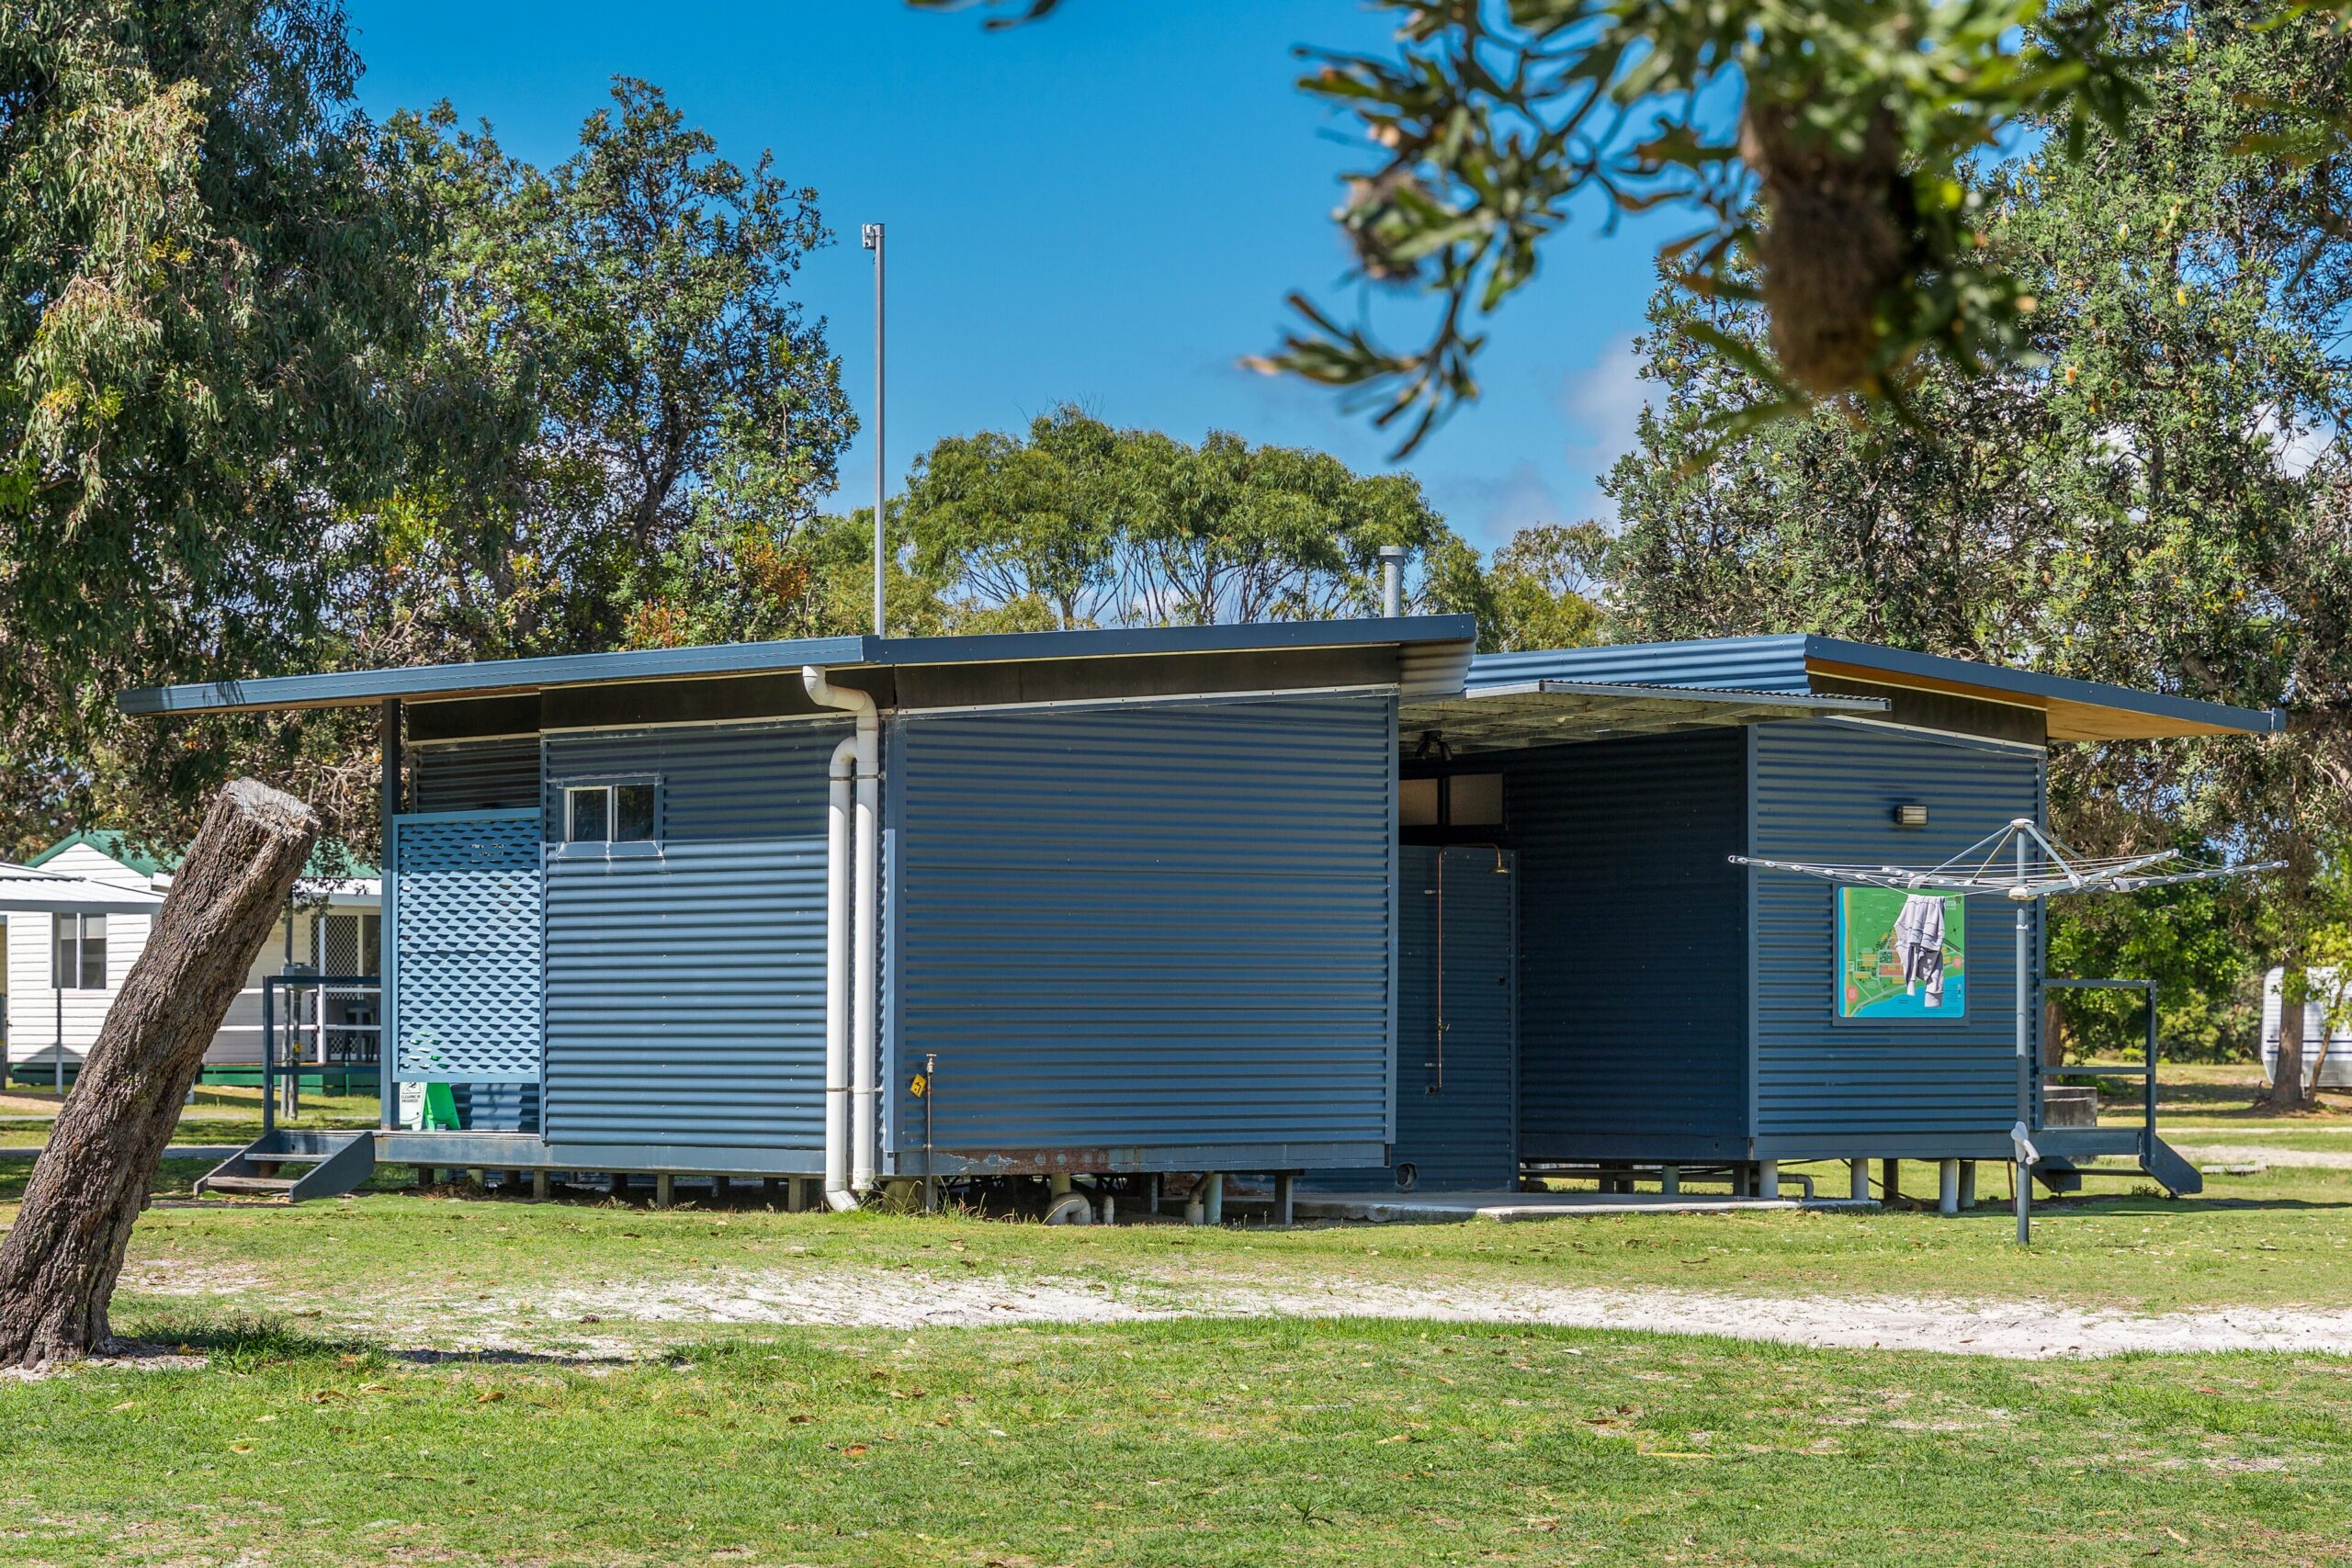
xmin=1400 ymin=773 xmax=1505 ymax=831
xmin=1400 ymin=777 xmax=1440 ymax=827
xmin=318 ymin=908 xmax=383 ymax=976
xmin=51 ymin=914 xmax=107 ymax=990
xmin=1448 ymin=773 xmax=1505 ymax=827
xmin=562 ymin=780 xmax=660 ymax=848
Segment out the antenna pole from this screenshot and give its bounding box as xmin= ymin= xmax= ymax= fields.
xmin=862 ymin=221 xmax=886 ymax=637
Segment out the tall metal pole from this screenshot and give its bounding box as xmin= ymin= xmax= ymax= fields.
xmin=862 ymin=221 xmax=886 ymax=637
xmin=2015 ymin=833 xmax=2032 ymax=1247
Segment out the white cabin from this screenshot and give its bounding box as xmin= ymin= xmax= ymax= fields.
xmin=2262 ymin=966 xmax=2352 ymax=1092
xmin=2 ymin=832 xmax=380 ymax=1084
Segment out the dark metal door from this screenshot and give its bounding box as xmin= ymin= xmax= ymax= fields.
xmin=1391 ymin=844 xmax=1518 ymax=1190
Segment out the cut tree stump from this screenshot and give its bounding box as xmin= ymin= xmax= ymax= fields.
xmin=0 ymin=781 xmax=318 ymax=1366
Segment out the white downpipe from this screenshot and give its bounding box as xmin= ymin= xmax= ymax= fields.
xmin=851 ymin=716 xmax=881 ymax=1193
xmin=820 ymin=736 xmax=856 ymax=1212
xmin=804 ymin=667 xmax=880 ymax=1209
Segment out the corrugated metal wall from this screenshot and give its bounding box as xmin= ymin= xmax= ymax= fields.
xmin=1498 ymin=731 xmax=1750 ymax=1161
xmin=540 ymin=720 xmax=844 ymax=1153
xmin=1392 ymin=845 xmax=1518 ymax=1190
xmin=412 ymin=737 xmax=543 ymax=813
xmin=1749 ymin=720 xmax=2043 ymax=1155
xmin=888 ymin=693 xmax=1396 ymax=1171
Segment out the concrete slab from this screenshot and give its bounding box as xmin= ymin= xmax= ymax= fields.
xmin=1290 ymin=1190 xmax=1880 ymax=1224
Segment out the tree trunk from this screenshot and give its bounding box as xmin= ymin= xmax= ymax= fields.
xmin=2267 ymin=968 xmax=2309 ymax=1112
xmin=2043 ymin=993 xmax=2068 ymax=1068
xmin=0 ymin=781 xmax=317 ymax=1366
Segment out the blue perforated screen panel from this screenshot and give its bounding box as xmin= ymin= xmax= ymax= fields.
xmin=390 ymin=810 xmax=544 ymax=1084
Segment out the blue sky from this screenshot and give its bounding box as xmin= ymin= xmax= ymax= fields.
xmin=345 ymin=2 xmax=1676 ymax=552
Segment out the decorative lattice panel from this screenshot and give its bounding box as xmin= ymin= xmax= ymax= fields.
xmin=391 ymin=810 xmax=543 ymax=1083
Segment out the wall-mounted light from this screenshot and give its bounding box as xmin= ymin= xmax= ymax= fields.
xmin=1893 ymin=804 xmax=1930 ymax=829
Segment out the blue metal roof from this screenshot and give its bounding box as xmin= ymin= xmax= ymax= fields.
xmin=1468 ymin=634 xmax=2280 ymax=739
xmin=118 ymin=617 xmax=1478 ymax=716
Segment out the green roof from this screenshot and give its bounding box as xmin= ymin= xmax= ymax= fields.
xmin=28 ymin=829 xmax=378 ymax=880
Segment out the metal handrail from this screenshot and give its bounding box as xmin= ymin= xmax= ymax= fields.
xmin=261 ymin=974 xmax=379 ymax=1135
xmin=2041 ymin=976 xmax=2158 ymax=1138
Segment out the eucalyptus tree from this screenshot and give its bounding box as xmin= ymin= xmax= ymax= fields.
xmin=364 ymin=80 xmax=855 ymax=660
xmin=901 ymin=406 xmax=1134 ymax=629
xmin=0 ymin=1 xmax=430 ymax=852
xmin=898 ymin=411 xmax=1464 ymax=627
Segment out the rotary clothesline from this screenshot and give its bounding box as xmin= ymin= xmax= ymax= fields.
xmin=1731 ymin=817 xmax=2280 ymax=1245
xmin=1735 ymin=818 xmax=2282 ymax=901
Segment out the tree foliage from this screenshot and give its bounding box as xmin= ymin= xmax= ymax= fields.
xmin=4 ymin=67 xmax=859 ymax=857
xmin=900 ymin=407 xmax=1467 ymax=626
xmin=0 ymin=1 xmax=427 ymax=852
xmin=921 ymin=0 xmax=2352 ymax=457
xmin=364 ymin=80 xmax=854 ymax=661
xmin=1594 ymin=2 xmax=2352 ymax=1066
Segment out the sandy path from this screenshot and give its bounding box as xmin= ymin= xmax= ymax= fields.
xmin=115 ymin=1258 xmax=2352 ymax=1362
xmin=491 ymin=1269 xmax=2352 ymax=1361
xmin=2174 ymin=1143 xmax=2352 ymax=1170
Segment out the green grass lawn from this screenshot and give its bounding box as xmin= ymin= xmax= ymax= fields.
xmin=1 ymin=1159 xmax=2335 ymax=1359
xmin=0 ymin=1088 xmax=379 ymax=1147
xmin=3 ymin=1146 xmax=2351 ymax=1563
xmin=4 ymin=1314 xmax=2347 ymax=1566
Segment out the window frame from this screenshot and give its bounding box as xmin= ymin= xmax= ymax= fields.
xmin=552 ymin=775 xmax=663 ymax=857
xmin=51 ymin=912 xmax=109 ymax=991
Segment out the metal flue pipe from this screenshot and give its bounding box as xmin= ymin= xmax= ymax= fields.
xmin=1378 ymin=545 xmax=1405 ymax=618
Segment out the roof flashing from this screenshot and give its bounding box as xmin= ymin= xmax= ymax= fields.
xmin=119 ymin=617 xmax=1477 ymax=717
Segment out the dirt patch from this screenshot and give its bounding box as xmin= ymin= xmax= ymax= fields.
xmin=114 ymin=1260 xmax=273 ymax=1301
xmin=0 ymin=1346 xmax=209 ymax=1382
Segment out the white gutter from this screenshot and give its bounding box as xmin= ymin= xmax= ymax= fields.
xmin=803 ymin=666 xmax=880 ymax=1207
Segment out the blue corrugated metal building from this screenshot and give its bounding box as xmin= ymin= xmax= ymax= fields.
xmin=122 ymin=621 xmax=2278 ymax=1205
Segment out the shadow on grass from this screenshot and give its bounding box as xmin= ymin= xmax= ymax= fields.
xmin=113 ymin=1310 xmax=639 ymax=1372
xmin=115 ymin=1311 xmax=386 ymax=1372
xmin=2038 ymin=1191 xmax=2352 ymax=1215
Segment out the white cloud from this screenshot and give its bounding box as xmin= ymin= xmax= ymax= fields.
xmin=1551 ymin=332 xmax=1651 ymax=525
xmin=1558 ymin=332 xmax=1650 ymax=472
xmin=2254 ymin=402 xmax=2337 ymax=479
xmin=1443 ymin=459 xmax=1566 ymax=544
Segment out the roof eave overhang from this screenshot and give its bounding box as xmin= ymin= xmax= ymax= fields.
xmin=119 ymin=617 xmax=1479 ymax=717
xmin=1804 ymin=648 xmax=2284 ymax=740
xmin=1401 ymin=680 xmax=1890 ymax=752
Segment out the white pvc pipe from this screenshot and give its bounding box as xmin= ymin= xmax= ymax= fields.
xmin=852 ymin=716 xmax=881 ymax=1193
xmin=804 ymin=667 xmax=880 ymax=1210
xmin=820 ymin=737 xmax=855 ymax=1212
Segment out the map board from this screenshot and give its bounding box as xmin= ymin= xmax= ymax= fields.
xmin=1837 ymin=886 xmax=1967 ymax=1020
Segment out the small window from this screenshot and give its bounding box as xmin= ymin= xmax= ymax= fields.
xmin=614 ymin=783 xmax=657 ymax=842
xmin=51 ymin=914 xmax=107 ymax=990
xmin=1400 ymin=777 xmax=1441 ymax=828
xmin=1448 ymin=773 xmax=1505 ymax=827
xmin=566 ymin=786 xmax=609 ymax=843
xmin=1400 ymin=773 xmax=1505 ymax=831
xmin=563 ymin=781 xmax=658 ymax=847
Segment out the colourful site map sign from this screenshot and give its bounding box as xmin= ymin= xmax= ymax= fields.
xmin=1838 ymin=886 xmax=1967 ymax=1021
